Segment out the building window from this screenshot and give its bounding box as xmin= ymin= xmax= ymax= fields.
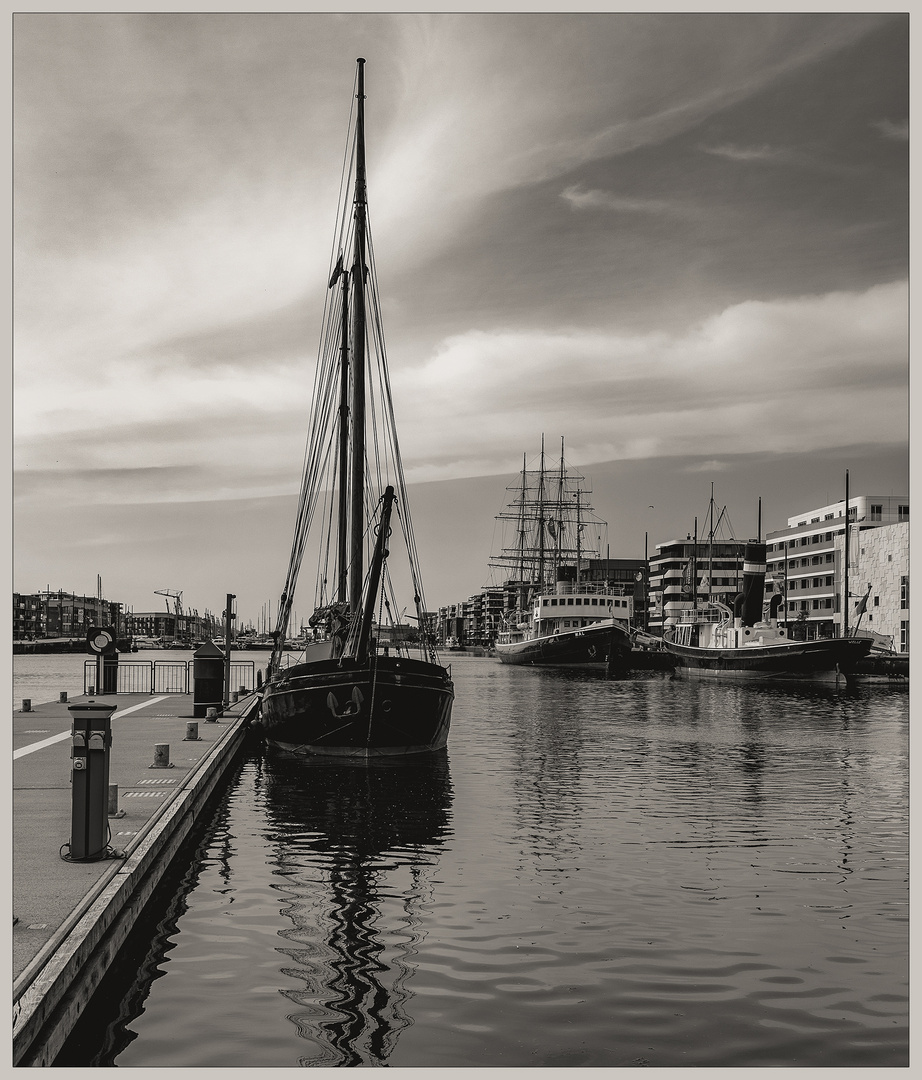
xmin=847 ymin=507 xmax=857 ymax=521
xmin=901 ymin=621 xmax=909 ymax=652
xmin=874 ymin=596 xmax=879 ymax=607
xmin=898 ymin=505 xmax=909 ymax=522
xmin=900 ymin=576 xmax=908 ymax=609
xmin=870 ymin=504 xmax=882 ymax=521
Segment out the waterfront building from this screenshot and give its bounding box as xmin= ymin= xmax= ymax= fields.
xmin=129 ymin=610 xmax=221 ymax=644
xmin=766 ymin=494 xmax=908 ymax=648
xmin=13 ymin=591 xmax=125 ymax=642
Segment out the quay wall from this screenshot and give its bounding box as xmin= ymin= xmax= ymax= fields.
xmin=12 ymin=695 xmax=261 ymax=1067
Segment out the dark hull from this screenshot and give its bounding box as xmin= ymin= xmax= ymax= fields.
xmin=663 ymin=636 xmax=872 ymax=685
xmin=495 ymin=621 xmax=632 ymax=669
xmin=259 ymin=655 xmax=454 ymax=758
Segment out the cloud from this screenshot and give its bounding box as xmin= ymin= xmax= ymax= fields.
xmin=392 ymin=280 xmax=907 ymax=481
xmin=699 ymin=143 xmax=785 ymax=161
xmin=871 ymin=118 xmax=908 ymax=141
xmin=17 ymin=280 xmax=905 ymax=502
xmin=560 ymin=184 xmax=691 ymax=216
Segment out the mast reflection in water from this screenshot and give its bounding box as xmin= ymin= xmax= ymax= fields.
xmin=262 ymin=751 xmax=453 ymax=1066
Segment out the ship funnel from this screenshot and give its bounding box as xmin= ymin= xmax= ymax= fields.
xmin=737 ymin=540 xmax=767 ymax=626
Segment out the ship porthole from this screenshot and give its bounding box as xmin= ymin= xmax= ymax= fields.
xmin=382 ymin=700 xmax=392 ymax=713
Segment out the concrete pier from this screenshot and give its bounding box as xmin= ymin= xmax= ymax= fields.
xmin=12 ymin=689 xmax=261 ymax=1066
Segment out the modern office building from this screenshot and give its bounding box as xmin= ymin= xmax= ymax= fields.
xmin=766 ymin=495 xmax=908 ymax=647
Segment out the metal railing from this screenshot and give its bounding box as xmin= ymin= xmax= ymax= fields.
xmin=83 ymin=659 xmax=258 ymax=695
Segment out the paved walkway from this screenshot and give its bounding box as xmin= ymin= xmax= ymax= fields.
xmin=13 ymin=690 xmax=257 ymax=984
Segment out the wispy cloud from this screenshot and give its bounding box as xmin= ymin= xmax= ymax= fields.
xmin=699 ymin=142 xmax=784 ymax=161
xmin=872 ymin=118 xmax=908 ymax=141
xmin=560 ymin=184 xmax=689 ymax=216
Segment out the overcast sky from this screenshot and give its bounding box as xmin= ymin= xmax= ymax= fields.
xmin=13 ymin=11 xmax=908 ymax=623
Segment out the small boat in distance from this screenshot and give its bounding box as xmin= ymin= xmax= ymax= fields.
xmin=489 ymin=439 xmax=634 ymax=671
xmin=663 ymin=537 xmax=871 ymax=684
xmin=258 ymin=59 xmax=454 ymax=758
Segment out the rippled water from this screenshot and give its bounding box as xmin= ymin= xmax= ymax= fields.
xmin=56 ymin=658 xmax=908 ymax=1067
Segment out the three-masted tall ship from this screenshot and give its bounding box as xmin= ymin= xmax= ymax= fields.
xmin=489 ymin=439 xmax=634 ymax=670
xmin=259 ymin=59 xmax=454 ymax=757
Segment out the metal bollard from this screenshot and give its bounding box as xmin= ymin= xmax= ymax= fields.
xmin=108 ymin=783 xmax=125 ymax=818
xmin=59 ymin=691 xmax=68 ymax=703
xmin=22 ymin=699 xmax=31 ymax=713
xmin=239 ymin=684 xmax=247 ymax=695
xmin=230 ymin=691 xmax=239 ymax=704
xmin=150 ymin=743 xmax=174 ymax=769
xmin=88 ymin=685 xmax=95 ymax=696
xmin=205 ymin=706 xmax=219 ymax=723
xmin=184 ymin=721 xmax=201 ymax=742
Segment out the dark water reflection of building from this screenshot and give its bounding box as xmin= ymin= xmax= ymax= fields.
xmin=257 ymin=749 xmax=453 ymax=1067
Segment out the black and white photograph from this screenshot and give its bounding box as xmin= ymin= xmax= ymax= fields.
xmin=12 ymin=9 xmax=909 ymax=1070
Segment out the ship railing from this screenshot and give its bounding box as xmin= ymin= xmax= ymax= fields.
xmin=672 ymin=605 xmax=725 ymax=625
xmin=547 ymin=582 xmax=633 ymax=597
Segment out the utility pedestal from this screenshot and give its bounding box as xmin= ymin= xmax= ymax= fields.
xmin=68 ymin=700 xmax=117 ymax=861
xmin=193 ymin=640 xmax=225 ymax=718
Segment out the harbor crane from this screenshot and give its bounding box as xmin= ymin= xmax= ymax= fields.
xmin=154 ymin=589 xmax=183 ymax=617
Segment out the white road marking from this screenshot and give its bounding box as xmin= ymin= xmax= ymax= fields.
xmin=13 ymin=696 xmax=171 ymax=759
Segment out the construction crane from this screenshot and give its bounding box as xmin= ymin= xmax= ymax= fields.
xmin=154 ymin=589 xmax=183 ymax=618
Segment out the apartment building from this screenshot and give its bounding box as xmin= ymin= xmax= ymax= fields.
xmin=13 ymin=591 xmax=125 ymax=641
xmin=765 ymin=494 xmax=908 ymax=647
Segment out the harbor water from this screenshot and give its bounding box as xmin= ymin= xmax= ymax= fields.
xmin=26 ymin=654 xmax=907 ymax=1068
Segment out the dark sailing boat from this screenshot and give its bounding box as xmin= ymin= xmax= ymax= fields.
xmin=259 ymin=59 xmax=454 ymax=757
xmin=662 ymin=495 xmax=871 ymax=685
xmin=489 ymin=438 xmax=634 ymax=670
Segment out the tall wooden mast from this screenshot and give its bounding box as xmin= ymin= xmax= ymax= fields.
xmin=332 ymin=256 xmax=350 ymax=606
xmin=349 ymin=58 xmax=368 ymax=617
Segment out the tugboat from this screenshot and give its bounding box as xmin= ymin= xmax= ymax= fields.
xmin=663 ymin=538 xmax=871 ymax=684
xmin=489 ymin=438 xmax=634 ymax=670
xmin=259 ymin=60 xmax=454 ymax=758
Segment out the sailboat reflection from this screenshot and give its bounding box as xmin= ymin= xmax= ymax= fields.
xmin=259 ymin=749 xmax=453 ymax=1067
